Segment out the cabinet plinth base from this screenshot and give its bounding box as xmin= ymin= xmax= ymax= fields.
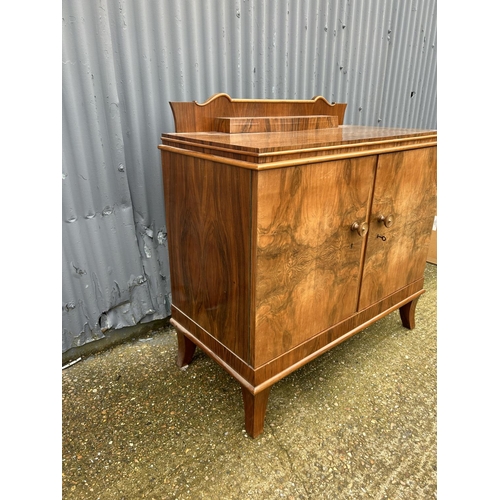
xmin=169 ymin=286 xmax=425 ymax=437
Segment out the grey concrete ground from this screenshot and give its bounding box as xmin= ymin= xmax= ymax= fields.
xmin=62 ymin=264 xmax=436 ymax=500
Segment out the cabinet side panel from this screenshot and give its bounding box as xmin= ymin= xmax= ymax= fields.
xmin=161 ymin=152 xmax=252 ymax=362
xmin=254 ymin=157 xmax=376 ymax=366
xmin=359 ymin=147 xmax=437 ymax=309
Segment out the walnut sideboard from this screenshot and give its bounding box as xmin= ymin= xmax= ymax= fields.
xmin=158 ymin=93 xmax=437 ymax=438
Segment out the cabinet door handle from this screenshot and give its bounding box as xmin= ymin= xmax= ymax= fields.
xmin=378 ymin=214 xmax=394 ymax=228
xmin=351 ymin=221 xmax=369 ymax=237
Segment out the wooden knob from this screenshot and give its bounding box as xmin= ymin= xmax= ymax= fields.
xmin=378 ymin=214 xmax=394 ymax=228
xmin=351 ymin=221 xmax=369 ymax=237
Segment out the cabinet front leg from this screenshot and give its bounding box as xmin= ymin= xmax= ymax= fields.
xmin=399 ymin=296 xmax=420 ymax=330
xmin=240 ymin=385 xmax=271 ymax=438
xmin=176 ymin=331 xmax=196 ymax=368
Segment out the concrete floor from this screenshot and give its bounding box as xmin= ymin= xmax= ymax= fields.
xmin=62 ymin=264 xmax=436 ymax=500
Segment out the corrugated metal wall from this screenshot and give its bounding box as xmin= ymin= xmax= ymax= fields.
xmin=62 ymin=0 xmax=437 ymax=354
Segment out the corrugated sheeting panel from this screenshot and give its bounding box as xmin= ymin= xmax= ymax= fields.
xmin=62 ymin=0 xmax=437 ymax=353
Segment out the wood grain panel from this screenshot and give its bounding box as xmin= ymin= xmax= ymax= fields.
xmin=253 ymin=156 xmax=377 ymax=366
xmin=214 ymin=115 xmax=338 ymax=134
xmin=170 ymin=93 xmax=347 ymax=132
xmin=358 ymin=147 xmax=437 ymax=309
xmin=162 ymin=152 xmax=252 ymax=362
xmin=253 ymin=280 xmax=424 ymax=387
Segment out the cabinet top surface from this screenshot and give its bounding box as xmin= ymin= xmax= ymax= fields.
xmin=161 ymin=125 xmax=437 ymax=155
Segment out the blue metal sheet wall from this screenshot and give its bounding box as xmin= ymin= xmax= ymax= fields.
xmin=62 ymin=0 xmax=437 ymax=353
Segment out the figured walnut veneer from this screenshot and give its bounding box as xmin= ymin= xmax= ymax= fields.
xmin=214 ymin=115 xmax=338 ymax=133
xmin=159 ymin=94 xmax=437 ymax=438
xmin=253 ymin=157 xmax=376 ymax=366
xmin=169 ymin=93 xmax=347 ymax=133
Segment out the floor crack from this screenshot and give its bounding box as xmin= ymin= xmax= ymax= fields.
xmin=267 ymin=423 xmax=311 ymax=497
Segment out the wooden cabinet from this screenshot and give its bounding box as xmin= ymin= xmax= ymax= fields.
xmin=159 ymin=94 xmax=437 ymax=437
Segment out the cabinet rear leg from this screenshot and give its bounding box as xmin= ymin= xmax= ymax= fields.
xmin=176 ymin=331 xmax=196 ymax=368
xmin=399 ymin=296 xmax=420 ymax=330
xmin=240 ymin=385 xmax=271 ymax=438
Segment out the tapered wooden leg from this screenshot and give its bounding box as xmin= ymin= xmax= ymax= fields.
xmin=399 ymin=296 xmax=420 ymax=330
xmin=241 ymin=385 xmax=271 ymax=438
xmin=176 ymin=331 xmax=196 ymax=368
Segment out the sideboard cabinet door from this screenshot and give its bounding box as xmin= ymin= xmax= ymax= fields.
xmin=358 ymin=147 xmax=437 ymax=310
xmin=253 ymin=156 xmax=377 ymax=367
